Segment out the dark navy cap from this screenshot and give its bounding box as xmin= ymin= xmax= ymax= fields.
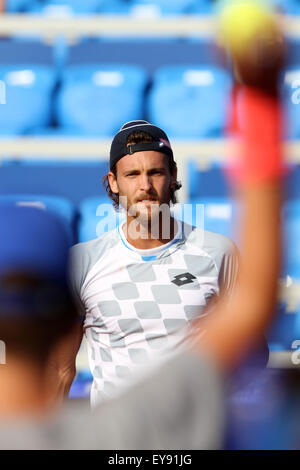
xmin=109 ymin=120 xmax=174 ymax=170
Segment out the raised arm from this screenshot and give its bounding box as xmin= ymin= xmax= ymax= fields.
xmin=195 ymin=2 xmax=285 ymax=370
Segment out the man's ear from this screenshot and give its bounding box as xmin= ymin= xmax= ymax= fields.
xmin=107 ymin=171 xmax=119 ymax=194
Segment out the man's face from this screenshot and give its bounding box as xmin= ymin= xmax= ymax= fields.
xmin=108 ymin=151 xmax=176 ymax=223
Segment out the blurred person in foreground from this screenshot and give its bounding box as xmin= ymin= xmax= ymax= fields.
xmin=0 ymin=205 xmax=224 ymax=449
xmin=0 ymin=2 xmax=285 ymax=448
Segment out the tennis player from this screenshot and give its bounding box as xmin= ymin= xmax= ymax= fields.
xmin=66 ymin=120 xmax=241 ymax=407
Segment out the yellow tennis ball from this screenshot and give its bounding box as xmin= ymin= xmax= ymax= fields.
xmin=218 ymin=0 xmax=278 ymax=54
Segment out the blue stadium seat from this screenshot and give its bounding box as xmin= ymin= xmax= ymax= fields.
xmin=69 ymin=370 xmax=93 ymax=399
xmin=99 ymin=0 xmax=199 ymax=16
xmin=56 ymin=64 xmax=148 ymax=136
xmin=286 ymin=39 xmax=300 ymax=68
xmin=273 ymin=0 xmax=300 ymax=15
xmin=148 ymin=65 xmax=232 ymax=138
xmin=283 ymin=164 xmax=300 ymax=200
xmin=266 ymin=303 xmax=300 ymax=352
xmin=126 ymin=0 xmax=196 ymax=16
xmin=78 ymin=196 xmax=126 ymax=242
xmin=24 ymin=0 xmax=215 ymax=16
xmin=0 ymin=194 xmax=75 ymax=243
xmin=188 ymin=160 xmax=230 ymax=199
xmin=28 ymin=0 xmax=102 ymax=15
xmin=30 ymin=127 xmax=87 ymax=136
xmin=282 ymin=199 xmax=300 ymax=280
xmin=191 ymin=0 xmax=215 ymax=14
xmin=0 ymin=66 xmax=55 ymax=135
xmin=282 ymin=68 xmax=300 ymax=139
xmin=67 ymin=38 xmax=217 ymax=73
xmin=96 ymin=0 xmax=132 ymax=15
xmin=0 ymin=160 xmax=109 ymax=207
xmin=0 ymin=40 xmax=54 ymax=67
xmin=172 ymin=197 xmax=237 ymax=241
xmin=6 ymin=0 xmax=33 ymax=11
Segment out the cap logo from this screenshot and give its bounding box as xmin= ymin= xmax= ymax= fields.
xmin=160 ymin=138 xmax=171 ymax=149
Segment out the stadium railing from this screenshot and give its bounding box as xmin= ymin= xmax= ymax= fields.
xmin=0 ymin=13 xmax=298 ymax=40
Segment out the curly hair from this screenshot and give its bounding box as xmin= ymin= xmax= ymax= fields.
xmin=102 ymin=130 xmax=182 ymax=211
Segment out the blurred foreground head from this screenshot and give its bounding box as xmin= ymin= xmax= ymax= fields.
xmin=0 ymin=205 xmax=76 ymax=365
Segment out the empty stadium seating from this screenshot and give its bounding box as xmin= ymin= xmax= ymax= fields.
xmin=191 ymin=0 xmax=215 ymax=14
xmin=266 ymin=302 xmax=300 ymax=351
xmin=56 ymin=64 xmax=148 ymax=136
xmin=66 ymin=38 xmax=218 ymax=72
xmin=121 ymin=0 xmax=197 ymax=16
xmin=7 ymin=0 xmax=300 ymax=16
xmin=0 ymin=160 xmax=109 ymax=209
xmin=173 ymin=197 xmax=237 ymax=241
xmin=274 ymin=0 xmax=300 ymax=15
xmin=6 ymin=0 xmax=32 ymax=12
xmin=0 ymin=65 xmax=56 ymax=135
xmin=187 ymin=160 xmax=230 ymax=198
xmin=148 ymin=65 xmax=232 ymax=138
xmin=0 ymin=39 xmax=55 ymax=70
xmin=69 ymin=368 xmax=93 ymax=399
xmin=282 ymin=68 xmax=300 ymax=139
xmin=282 ymin=199 xmax=300 ymax=280
xmin=78 ymin=195 xmax=126 ymax=242
xmin=11 ymin=0 xmax=216 ymax=16
xmin=27 ymin=0 xmax=102 ymax=15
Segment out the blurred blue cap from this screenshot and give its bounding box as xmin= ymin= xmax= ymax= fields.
xmin=0 ymin=204 xmax=70 ymax=283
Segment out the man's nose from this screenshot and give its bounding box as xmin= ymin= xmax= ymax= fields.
xmin=139 ymin=174 xmax=152 ymax=191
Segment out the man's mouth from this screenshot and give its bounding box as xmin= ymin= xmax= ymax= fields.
xmin=136 ymin=198 xmax=157 ymax=204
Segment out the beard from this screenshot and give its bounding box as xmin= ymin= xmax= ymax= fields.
xmin=127 ymin=200 xmax=172 ymax=240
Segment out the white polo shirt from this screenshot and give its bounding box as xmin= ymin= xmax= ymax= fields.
xmin=70 ymin=221 xmax=238 ymax=407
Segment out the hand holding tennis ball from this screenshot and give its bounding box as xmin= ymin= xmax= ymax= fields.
xmin=217 ymin=0 xmax=285 ymax=92
xmin=218 ymin=0 xmax=278 ymax=54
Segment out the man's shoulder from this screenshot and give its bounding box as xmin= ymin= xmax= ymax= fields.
xmin=71 ymin=228 xmax=120 ymax=260
xmin=69 ymin=228 xmax=120 ymax=284
xmin=182 ymin=222 xmax=238 ymax=258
